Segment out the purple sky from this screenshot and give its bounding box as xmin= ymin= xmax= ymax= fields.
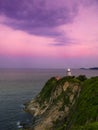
xmin=0 ymin=0 xmax=98 ymax=68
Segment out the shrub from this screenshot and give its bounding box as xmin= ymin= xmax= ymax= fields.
xmin=77 ymin=75 xmax=87 ymax=81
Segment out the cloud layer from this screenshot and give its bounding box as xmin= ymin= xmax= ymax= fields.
xmin=0 ymin=1 xmax=77 ymax=25
xmin=0 ymin=0 xmax=98 ymax=68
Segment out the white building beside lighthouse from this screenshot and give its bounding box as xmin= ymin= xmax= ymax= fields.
xmin=66 ymin=68 xmax=72 ymax=76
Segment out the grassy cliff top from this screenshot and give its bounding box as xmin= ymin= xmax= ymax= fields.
xmin=62 ymin=76 xmax=98 ymax=130
xmin=38 ymin=76 xmax=81 ymax=103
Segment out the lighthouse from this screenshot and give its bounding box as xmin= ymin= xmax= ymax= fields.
xmin=66 ymin=68 xmax=72 ymax=76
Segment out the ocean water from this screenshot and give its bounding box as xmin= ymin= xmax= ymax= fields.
xmin=0 ymin=68 xmax=98 ymax=130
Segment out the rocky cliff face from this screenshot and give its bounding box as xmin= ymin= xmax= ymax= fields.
xmin=24 ymin=76 xmax=81 ymax=130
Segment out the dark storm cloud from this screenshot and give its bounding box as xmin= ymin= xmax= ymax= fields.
xmin=0 ymin=0 xmax=97 ymax=46
xmin=0 ymin=0 xmax=78 ymax=36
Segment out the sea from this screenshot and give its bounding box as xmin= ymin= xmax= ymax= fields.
xmin=0 ymin=68 xmax=98 ymax=130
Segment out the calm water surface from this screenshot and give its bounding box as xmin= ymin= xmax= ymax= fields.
xmin=0 ymin=68 xmax=98 ymax=130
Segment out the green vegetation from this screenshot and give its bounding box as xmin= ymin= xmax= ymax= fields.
xmin=76 ymin=75 xmax=87 ymax=81
xmin=71 ymin=122 xmax=98 ymax=130
xmin=65 ymin=76 xmax=98 ymax=130
xmin=39 ymin=77 xmax=57 ymax=102
xmin=53 ymin=119 xmax=66 ymax=130
xmin=38 ymin=76 xmax=80 ymax=104
xmin=59 ymin=76 xmax=80 ymax=85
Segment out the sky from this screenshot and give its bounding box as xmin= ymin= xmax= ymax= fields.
xmin=0 ymin=0 xmax=98 ymax=68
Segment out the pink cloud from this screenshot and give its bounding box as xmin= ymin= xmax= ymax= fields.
xmin=56 ymin=4 xmax=98 ymax=57
xmin=0 ymin=23 xmax=60 ymax=57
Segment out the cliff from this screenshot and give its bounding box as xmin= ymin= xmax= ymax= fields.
xmin=24 ymin=76 xmax=98 ymax=130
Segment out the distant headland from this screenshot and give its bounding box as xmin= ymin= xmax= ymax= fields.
xmin=80 ymin=67 xmax=98 ymax=70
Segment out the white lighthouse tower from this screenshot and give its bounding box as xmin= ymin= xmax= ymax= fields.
xmin=66 ymin=68 xmax=72 ymax=76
